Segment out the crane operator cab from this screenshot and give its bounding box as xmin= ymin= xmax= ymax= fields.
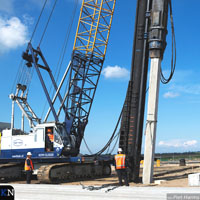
xmin=45 ymin=127 xmax=54 ymax=152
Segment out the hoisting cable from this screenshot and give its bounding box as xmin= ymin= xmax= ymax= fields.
xmin=17 ymin=63 xmax=29 ymax=85
xmin=26 ymin=64 xmax=35 ymax=93
xmin=106 ymin=131 xmax=119 ymax=154
xmin=30 ymin=0 xmax=48 ymax=43
xmin=108 ymin=133 xmax=120 ymax=154
xmin=54 ymin=0 xmax=79 ymax=84
xmin=84 ymin=81 xmax=150 ymax=156
xmin=27 ymin=0 xmax=48 ymax=92
xmin=40 ymin=0 xmax=79 ymax=120
xmin=83 ymin=137 xmax=93 ymax=155
xmin=38 ymin=0 xmax=58 ymax=47
xmin=11 ymin=0 xmax=48 ymax=93
xmin=106 ymin=85 xmax=150 ymax=155
xmin=10 ymin=59 xmax=24 ymax=93
xmin=85 ymin=104 xmax=123 ymax=157
xmin=160 ymin=0 xmax=176 ymax=84
xmin=101 ymin=130 xmax=120 ymax=155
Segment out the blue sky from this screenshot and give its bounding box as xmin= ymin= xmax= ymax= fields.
xmin=0 ymin=0 xmax=200 ymax=154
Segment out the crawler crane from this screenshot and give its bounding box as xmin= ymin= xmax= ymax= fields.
xmin=0 ymin=0 xmax=116 ymax=183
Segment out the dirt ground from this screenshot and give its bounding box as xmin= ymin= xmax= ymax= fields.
xmin=6 ymin=162 xmax=200 ymax=187
xmin=152 ymin=163 xmax=200 ymax=187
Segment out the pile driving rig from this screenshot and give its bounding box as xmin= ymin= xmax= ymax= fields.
xmin=119 ymin=0 xmax=175 ymax=183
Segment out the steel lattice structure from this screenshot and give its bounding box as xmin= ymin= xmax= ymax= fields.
xmin=73 ymin=0 xmax=116 ymax=59
xmin=65 ymin=0 xmax=116 ymax=150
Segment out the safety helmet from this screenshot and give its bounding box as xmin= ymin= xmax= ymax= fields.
xmin=27 ymin=152 xmax=32 ymax=156
xmin=47 ymin=128 xmax=52 ymax=132
xmin=118 ymin=148 xmax=122 ymax=152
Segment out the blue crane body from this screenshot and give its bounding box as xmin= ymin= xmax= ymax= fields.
xmin=0 ymin=0 xmax=116 ymax=182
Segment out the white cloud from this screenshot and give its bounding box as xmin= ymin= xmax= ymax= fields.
xmin=183 ymin=140 xmax=198 ymax=147
xmin=158 ymin=139 xmax=198 ymax=148
xmin=29 ymin=0 xmax=47 ymax=8
xmin=102 ymin=65 xmax=129 ymax=79
xmin=0 ymin=17 xmax=29 ymax=54
xmin=22 ymin=14 xmax=34 ymax=25
xmin=163 ymin=91 xmax=180 ymax=98
xmin=0 ymin=0 xmax=14 ymax=14
xmin=163 ymin=70 xmax=200 ymax=99
xmin=170 ymin=84 xmax=200 ymax=95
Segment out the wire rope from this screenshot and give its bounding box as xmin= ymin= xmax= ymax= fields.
xmin=38 ymin=0 xmax=58 ymax=47
xmin=55 ymin=0 xmax=79 ymax=84
xmin=109 ymin=133 xmax=120 ymax=154
xmin=160 ymin=0 xmax=176 ymax=84
xmin=10 ymin=59 xmax=24 ymax=93
xmin=84 ymin=104 xmax=123 ymax=157
xmin=83 ymin=83 xmax=150 ymax=156
xmin=40 ymin=0 xmax=79 ymax=120
xmin=83 ymin=137 xmax=93 ymax=155
xmin=30 ymin=0 xmax=48 ymax=43
xmin=11 ymin=0 xmax=48 ymax=93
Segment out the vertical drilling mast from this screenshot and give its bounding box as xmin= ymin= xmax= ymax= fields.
xmin=119 ymin=0 xmax=151 ymax=182
xmin=119 ymin=0 xmax=173 ymax=183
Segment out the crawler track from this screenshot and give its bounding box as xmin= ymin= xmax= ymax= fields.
xmin=0 ymin=163 xmax=24 ymax=181
xmin=37 ymin=162 xmax=111 ymax=183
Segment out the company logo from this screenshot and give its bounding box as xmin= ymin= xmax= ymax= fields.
xmin=0 ymin=185 xmax=14 ymax=200
xmin=12 ymin=154 xmax=24 ymax=158
xmin=13 ymin=139 xmax=23 ymax=146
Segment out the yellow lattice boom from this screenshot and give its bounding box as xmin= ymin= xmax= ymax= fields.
xmin=73 ymin=0 xmax=116 ymax=60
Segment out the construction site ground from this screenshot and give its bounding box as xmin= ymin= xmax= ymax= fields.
xmin=9 ymin=184 xmax=200 ymax=200
xmin=4 ymin=162 xmax=200 ymax=187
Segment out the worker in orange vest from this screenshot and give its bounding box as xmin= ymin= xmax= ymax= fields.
xmin=47 ymin=128 xmax=54 ymax=142
xmin=115 ymin=148 xmax=129 ymax=186
xmin=45 ymin=128 xmax=54 ymax=151
xmin=24 ymin=152 xmax=34 ymax=184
